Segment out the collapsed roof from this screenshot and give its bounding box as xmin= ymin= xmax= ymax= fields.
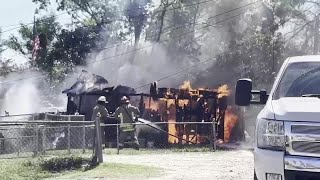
xmin=62 ymin=70 xmax=136 ymax=96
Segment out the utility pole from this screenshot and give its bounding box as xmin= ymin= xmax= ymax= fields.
xmin=314 ymin=15 xmax=319 ymax=55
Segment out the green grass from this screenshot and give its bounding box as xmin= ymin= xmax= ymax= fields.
xmin=0 ymin=156 xmax=162 ymax=180
xmin=51 ymin=163 xmax=162 ymax=179
xmin=0 ymin=159 xmax=51 ymax=180
xmin=0 ymin=147 xmax=225 ymax=179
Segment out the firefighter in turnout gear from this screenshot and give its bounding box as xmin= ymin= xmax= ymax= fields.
xmin=92 ymin=96 xmax=109 ymax=148
xmin=114 ymin=96 xmax=140 ymax=150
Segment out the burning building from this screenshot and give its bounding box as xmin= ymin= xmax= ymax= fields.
xmin=141 ymin=81 xmax=243 ymax=145
xmin=63 ymin=71 xmax=244 ymax=147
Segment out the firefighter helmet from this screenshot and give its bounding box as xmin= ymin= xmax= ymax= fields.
xmin=121 ymin=96 xmax=130 ymax=104
xmin=98 ymin=96 xmax=107 ymax=102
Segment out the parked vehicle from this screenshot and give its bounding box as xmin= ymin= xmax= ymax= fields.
xmin=236 ymin=55 xmax=320 ymax=180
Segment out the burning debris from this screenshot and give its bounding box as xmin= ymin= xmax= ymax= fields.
xmin=62 ymin=70 xmax=109 ymax=95
xmin=60 ymin=71 xmax=243 ymax=147
xmin=218 ymin=84 xmax=231 ymax=98
xmin=224 ymin=106 xmax=239 ymax=143
xmin=141 ymin=80 xmax=241 ymax=145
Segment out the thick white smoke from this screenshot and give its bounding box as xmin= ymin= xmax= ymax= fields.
xmin=0 ymin=71 xmax=67 ymax=116
xmin=77 ymin=41 xmax=214 ymax=92
xmin=0 ymin=71 xmax=41 ymax=115
xmin=0 ymin=0 xmax=259 ymax=117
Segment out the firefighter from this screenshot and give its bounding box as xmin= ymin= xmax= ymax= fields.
xmin=92 ymin=96 xmax=109 ymax=119
xmin=91 ymin=96 xmax=109 ymax=148
xmin=114 ymin=96 xmax=140 ymax=150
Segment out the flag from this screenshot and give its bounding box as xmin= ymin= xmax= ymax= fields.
xmin=31 ymin=16 xmax=40 ymax=62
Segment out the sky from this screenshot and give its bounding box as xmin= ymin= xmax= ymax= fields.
xmin=0 ymin=0 xmax=37 ymax=64
xmin=0 ymin=0 xmax=70 ymax=64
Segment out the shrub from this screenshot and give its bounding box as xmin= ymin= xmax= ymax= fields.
xmin=38 ymin=156 xmax=91 ymax=172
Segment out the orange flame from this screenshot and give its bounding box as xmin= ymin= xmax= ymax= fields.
xmin=224 ymin=106 xmax=238 ymax=143
xmin=180 ymin=80 xmax=193 ymax=90
xmin=218 ymin=84 xmax=231 ymax=98
xmin=144 ymin=98 xmax=159 ymax=111
xmin=142 ymin=81 xmax=236 ymax=144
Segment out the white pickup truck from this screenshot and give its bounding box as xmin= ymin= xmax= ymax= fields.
xmin=235 ymin=55 xmax=320 ymax=180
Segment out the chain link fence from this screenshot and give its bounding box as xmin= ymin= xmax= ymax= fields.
xmin=0 ymin=114 xmax=218 ymax=159
xmin=0 ymin=114 xmax=95 ymax=159
xmin=100 ymin=120 xmax=217 ymax=153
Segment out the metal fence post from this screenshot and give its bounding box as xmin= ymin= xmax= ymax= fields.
xmin=82 ymin=123 xmax=86 ymax=154
xmin=67 ymin=116 xmax=71 ymax=154
xmin=116 ymin=124 xmax=119 ymax=155
xmin=95 ymin=116 xmax=103 ymax=163
xmin=212 ymin=120 xmax=217 ymax=151
xmin=17 ymin=127 xmax=21 ymax=157
xmin=42 ymin=113 xmax=48 ymax=155
xmin=42 ymin=126 xmax=46 ymax=155
xmin=35 ymin=124 xmax=39 ymax=156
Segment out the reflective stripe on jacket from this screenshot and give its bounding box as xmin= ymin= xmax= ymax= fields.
xmin=114 ymin=104 xmax=140 ymax=131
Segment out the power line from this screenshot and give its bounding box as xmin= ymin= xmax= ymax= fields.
xmin=271 ymin=5 xmax=316 ymax=75
xmin=10 ymin=2 xmax=315 ymax=89
xmin=0 ymin=73 xmax=47 ymax=85
xmin=92 ymin=2 xmax=262 ymax=54
xmin=134 ymin=34 xmax=256 ymax=90
xmin=280 ymin=5 xmax=316 ymax=38
xmin=1 ymin=11 xmax=73 ymax=34
xmin=1 ymin=0 xmax=217 ymax=34
xmin=2 ymin=0 xmax=259 ymax=58
xmin=0 ymin=4 xmax=260 ymax=85
xmin=135 ymin=8 xmax=320 ymax=90
xmin=86 ymin=5 xmax=262 ymax=65
xmin=207 ymin=1 xmax=259 ymax=20
xmin=0 ymin=11 xmax=71 ymax=30
xmin=284 ymin=12 xmax=320 ymax=44
xmin=147 ymin=1 xmax=260 ymax=40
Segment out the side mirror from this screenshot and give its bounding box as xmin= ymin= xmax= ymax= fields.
xmin=235 ymin=79 xmax=252 ymax=106
xmin=260 ymin=90 xmax=268 ymax=104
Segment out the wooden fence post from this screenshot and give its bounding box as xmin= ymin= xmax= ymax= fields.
xmin=95 ymin=116 xmax=103 ymax=163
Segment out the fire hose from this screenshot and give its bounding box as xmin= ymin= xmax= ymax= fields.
xmin=121 ymin=105 xmax=197 ymax=145
xmin=137 ymin=119 xmax=197 ymax=145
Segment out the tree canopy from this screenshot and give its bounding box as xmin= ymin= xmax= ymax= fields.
xmin=3 ymin=0 xmax=320 ymax=89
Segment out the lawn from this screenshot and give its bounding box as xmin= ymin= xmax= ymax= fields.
xmin=0 ymin=159 xmax=51 ymax=180
xmin=0 ymin=157 xmax=162 ymax=180
xmin=51 ymin=163 xmax=162 ymax=180
xmin=0 ymin=147 xmax=225 ymax=179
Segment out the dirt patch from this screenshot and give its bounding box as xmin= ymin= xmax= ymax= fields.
xmin=105 ymin=150 xmax=253 ymax=180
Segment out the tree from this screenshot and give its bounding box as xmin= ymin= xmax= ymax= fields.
xmin=6 ymin=14 xmax=98 ymax=82
xmin=145 ymin=0 xmax=202 ymax=66
xmin=33 ymin=0 xmax=115 ymax=27
xmin=32 ymin=0 xmax=133 ymax=43
xmin=192 ymin=0 xmax=314 ymax=89
xmin=5 ymin=0 xmax=318 ymax=89
xmin=0 ymin=29 xmax=4 ymax=55
xmin=0 ymin=29 xmax=15 ymax=77
xmin=0 ymin=59 xmax=16 ymax=77
xmin=6 ymin=15 xmax=60 ymax=60
xmin=126 ymin=0 xmax=151 ymax=46
xmin=31 ymin=0 xmax=152 ymax=65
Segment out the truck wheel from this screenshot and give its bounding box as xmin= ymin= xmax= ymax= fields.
xmin=254 ymin=171 xmax=258 ymax=180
